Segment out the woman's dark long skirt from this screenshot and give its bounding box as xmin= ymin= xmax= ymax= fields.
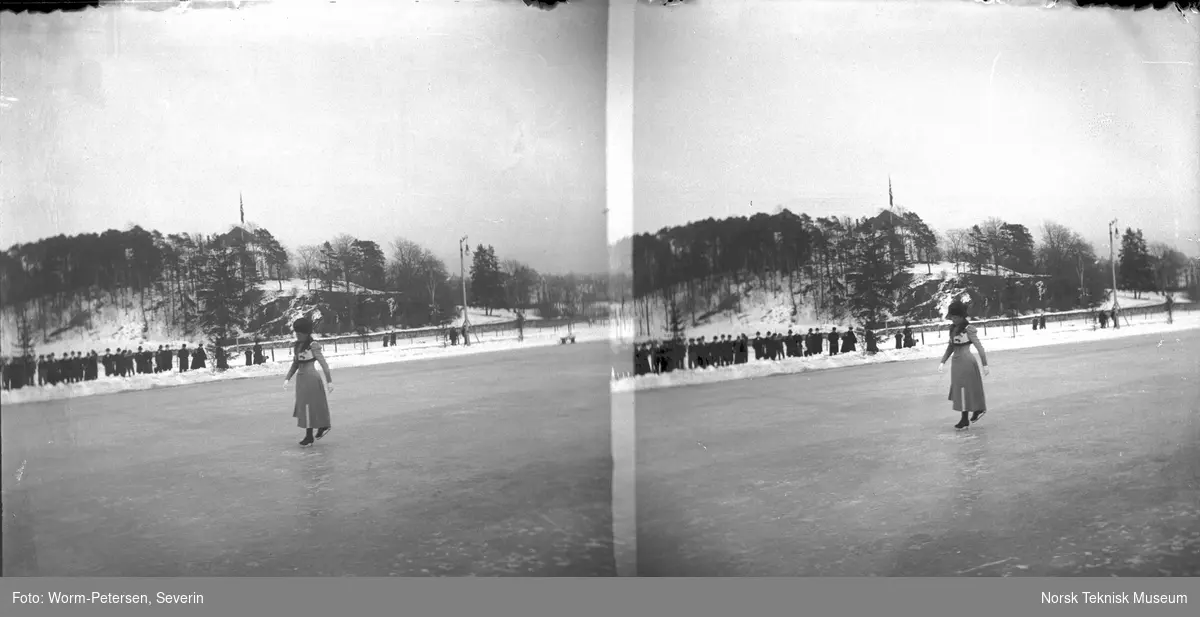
xmin=948 ymin=348 xmax=986 ymax=412
xmin=292 ymin=361 xmax=331 ymax=428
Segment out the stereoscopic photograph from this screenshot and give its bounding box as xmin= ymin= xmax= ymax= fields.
xmin=620 ymin=0 xmax=1199 ymax=576
xmin=1 ymin=0 xmax=617 ymax=577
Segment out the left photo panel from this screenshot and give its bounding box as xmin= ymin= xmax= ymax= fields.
xmin=0 ymin=0 xmax=616 ymax=577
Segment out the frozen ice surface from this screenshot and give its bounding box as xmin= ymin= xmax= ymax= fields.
xmin=2 ymin=343 xmax=617 ymax=576
xmin=635 ymin=330 xmax=1200 ymax=576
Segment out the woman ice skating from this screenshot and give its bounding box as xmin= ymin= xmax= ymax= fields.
xmin=938 ymin=300 xmax=989 ymax=430
xmin=283 ymin=317 xmax=334 ymax=447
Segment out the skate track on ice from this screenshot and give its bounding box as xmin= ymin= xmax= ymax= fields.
xmin=636 ymin=330 xmax=1200 ymax=576
xmin=2 ymin=342 xmax=619 ymax=576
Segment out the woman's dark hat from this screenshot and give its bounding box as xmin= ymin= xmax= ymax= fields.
xmin=292 ymin=317 xmax=313 ymax=335
xmin=946 ymin=300 xmax=968 ymax=318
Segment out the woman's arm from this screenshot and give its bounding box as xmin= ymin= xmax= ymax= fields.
xmin=284 ymin=358 xmax=299 ymax=381
xmin=939 ymin=326 xmax=957 ymax=364
xmin=314 ymin=344 xmax=332 ymax=383
xmin=940 ymin=340 xmax=954 ymax=364
xmin=968 ymin=327 xmax=988 ymax=366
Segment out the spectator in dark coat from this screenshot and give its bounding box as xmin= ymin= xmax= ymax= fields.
xmin=865 ymin=328 xmax=878 ymax=354
xmin=191 ymin=344 xmax=207 ymax=369
xmin=841 ymin=329 xmax=857 ymax=353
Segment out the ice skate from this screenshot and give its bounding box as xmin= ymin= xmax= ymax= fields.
xmin=971 ymin=411 xmax=986 ymax=424
xmin=299 ymin=436 xmax=314 ymax=447
xmin=315 ymin=427 xmax=331 ymax=441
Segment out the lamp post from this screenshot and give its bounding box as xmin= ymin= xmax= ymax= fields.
xmin=1109 ymin=219 xmax=1120 ymax=329
xmin=459 ymin=236 xmax=471 ymax=346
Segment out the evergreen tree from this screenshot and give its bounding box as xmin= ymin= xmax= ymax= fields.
xmin=237 ymin=235 xmax=265 ymax=294
xmin=999 ymin=223 xmax=1036 ymax=273
xmin=469 ymin=244 xmax=505 ymax=316
xmin=883 ymin=212 xmax=913 ymax=278
xmin=351 ymin=239 xmax=387 ymax=291
xmin=197 ymin=246 xmax=251 ymax=344
xmin=253 ymin=228 xmax=290 ymax=290
xmin=903 ymin=212 xmax=939 ymax=273
xmin=319 ymin=242 xmax=341 ymax=291
xmin=967 ymin=225 xmax=990 ymax=275
xmin=1118 ymin=228 xmax=1152 ymax=299
xmin=847 ymin=228 xmax=897 ymax=328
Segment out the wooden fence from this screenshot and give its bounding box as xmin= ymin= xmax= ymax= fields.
xmin=872 ymin=300 xmax=1196 ymax=347
xmin=221 ymin=317 xmax=609 ymax=364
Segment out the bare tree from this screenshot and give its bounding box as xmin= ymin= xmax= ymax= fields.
xmin=390 ymin=238 xmax=428 ymax=294
xmin=295 ymin=245 xmax=322 ymax=290
xmin=329 ymin=234 xmax=358 ymax=293
xmin=941 ymin=229 xmax=971 ymax=273
xmin=1038 ymin=221 xmax=1076 ymax=268
xmin=389 ymin=237 xmax=451 ymax=318
xmin=419 ymin=251 xmax=449 ymax=309
xmin=502 ymin=258 xmax=539 ymax=309
xmin=1148 ymin=241 xmax=1190 ymax=294
xmin=981 ymin=217 xmax=1006 ymax=274
xmin=16 ymin=306 xmax=37 ymax=357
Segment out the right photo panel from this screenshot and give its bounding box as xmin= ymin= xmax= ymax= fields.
xmin=626 ymin=0 xmax=1200 ymax=576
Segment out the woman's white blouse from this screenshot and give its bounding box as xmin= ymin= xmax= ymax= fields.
xmin=296 ymin=344 xmax=321 ymax=362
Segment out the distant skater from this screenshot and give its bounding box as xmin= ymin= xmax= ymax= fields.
xmin=938 ymin=300 xmax=990 ymax=430
xmin=283 ymin=317 xmax=334 ymax=447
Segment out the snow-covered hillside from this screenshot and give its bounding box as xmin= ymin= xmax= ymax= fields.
xmin=261 ymin=279 xmax=543 ymax=327
xmin=0 ymin=297 xmax=188 ymax=359
xmin=258 ymin=278 xmax=385 ymax=297
xmin=0 ymin=293 xmax=533 ymax=359
xmin=448 ymin=307 xmax=541 ymax=327
xmin=626 ymin=262 xmax=1190 ymax=344
xmin=905 ymin=261 xmax=1039 ymax=284
xmin=629 ymin=281 xmax=829 ymax=343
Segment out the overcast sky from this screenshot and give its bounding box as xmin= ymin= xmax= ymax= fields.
xmin=634 ymin=0 xmax=1200 ymax=257
xmin=0 ymin=0 xmax=608 ymax=274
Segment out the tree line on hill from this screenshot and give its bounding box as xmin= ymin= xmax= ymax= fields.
xmin=0 ymin=224 xmax=611 ymax=352
xmin=628 ymin=206 xmax=1198 ymax=333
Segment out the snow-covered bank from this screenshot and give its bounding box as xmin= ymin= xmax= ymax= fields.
xmin=611 ymin=311 xmax=1200 ymax=393
xmin=1 ymin=324 xmax=609 ymax=406
xmin=0 ymin=305 xmax=538 ymax=360
xmin=1098 ymin=289 xmax=1188 ymax=310
xmin=627 ymin=256 xmax=1192 ymax=344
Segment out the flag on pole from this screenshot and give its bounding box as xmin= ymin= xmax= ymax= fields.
xmin=888 ymin=176 xmax=894 ymax=209
xmin=239 ymin=192 xmax=245 ymax=224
